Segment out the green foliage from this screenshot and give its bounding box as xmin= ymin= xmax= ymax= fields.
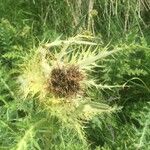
xmin=0 ymin=18 xmax=34 ymax=68
xmin=0 ymin=0 xmax=150 ymax=150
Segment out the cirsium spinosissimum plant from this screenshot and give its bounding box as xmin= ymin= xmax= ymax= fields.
xmin=19 ymin=34 xmax=120 ymax=141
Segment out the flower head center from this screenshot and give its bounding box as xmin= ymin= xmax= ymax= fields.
xmin=50 ymin=65 xmax=84 ymax=98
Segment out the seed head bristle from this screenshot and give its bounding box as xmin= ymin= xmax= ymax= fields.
xmin=49 ymin=65 xmax=84 ymax=98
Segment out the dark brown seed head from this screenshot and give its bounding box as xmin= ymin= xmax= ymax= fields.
xmin=49 ymin=65 xmax=84 ymax=98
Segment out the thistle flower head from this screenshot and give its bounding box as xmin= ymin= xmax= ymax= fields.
xmin=19 ymin=34 xmax=119 ymax=125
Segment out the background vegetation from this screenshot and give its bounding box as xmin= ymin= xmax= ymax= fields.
xmin=0 ymin=0 xmax=150 ymax=149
